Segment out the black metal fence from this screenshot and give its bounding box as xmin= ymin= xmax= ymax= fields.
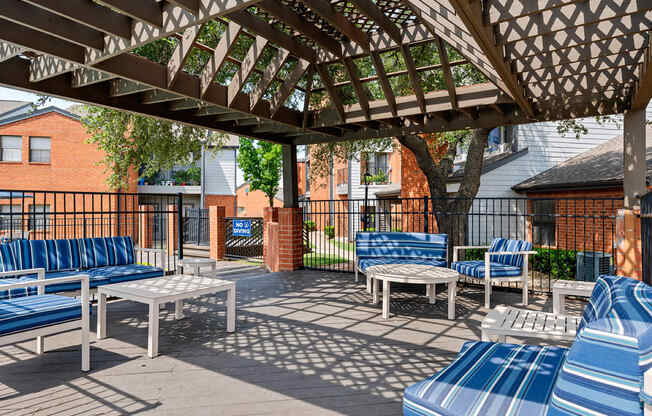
xmin=301 ymin=196 xmax=623 ymax=293
xmin=183 ymin=208 xmax=209 ymax=246
xmin=0 ymin=189 xmax=181 ymax=270
xmin=225 ymin=217 xmax=263 ymax=260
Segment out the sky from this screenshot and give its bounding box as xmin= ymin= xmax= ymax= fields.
xmin=0 ymin=86 xmax=78 ymax=109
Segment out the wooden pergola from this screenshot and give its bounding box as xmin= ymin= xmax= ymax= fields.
xmin=0 ymin=0 xmax=649 ymax=206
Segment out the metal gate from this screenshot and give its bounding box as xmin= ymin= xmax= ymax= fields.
xmin=225 ymin=217 xmax=263 ymax=260
xmin=641 ymin=192 xmax=652 ymax=285
xmin=183 ymin=208 xmax=209 ymax=246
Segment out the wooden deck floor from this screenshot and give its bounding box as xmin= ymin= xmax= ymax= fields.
xmin=0 ymin=271 xmax=581 ymax=415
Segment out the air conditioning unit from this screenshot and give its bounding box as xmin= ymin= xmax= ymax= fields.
xmin=576 ymin=251 xmax=613 ymax=282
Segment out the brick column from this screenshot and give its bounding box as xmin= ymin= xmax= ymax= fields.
xmin=278 ymin=207 xmax=303 ymax=272
xmin=615 ymin=208 xmax=642 ymax=280
xmin=167 ymin=204 xmax=177 ymax=256
xmin=139 ymin=205 xmax=153 ymax=248
xmin=263 ymin=207 xmax=279 ymax=272
xmin=209 ymin=205 xmax=226 ymax=260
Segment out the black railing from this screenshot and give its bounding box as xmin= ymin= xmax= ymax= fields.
xmin=0 ymin=189 xmax=181 ymax=270
xmin=300 ymin=196 xmax=623 ymax=293
xmin=225 ymin=217 xmax=263 ymax=260
xmin=183 ymin=208 xmax=209 ymax=246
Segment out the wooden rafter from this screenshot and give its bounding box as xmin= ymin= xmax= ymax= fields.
xmin=316 ymin=63 xmax=346 ymax=122
xmin=228 ymin=35 xmax=268 ymax=106
xmin=167 ymin=0 xmax=200 ymax=14
xmin=401 ymin=44 xmax=426 ymax=116
xmin=200 ymin=21 xmax=242 ymax=97
xmin=167 ymin=24 xmax=204 ymax=88
xmin=299 ymin=0 xmax=369 ymax=51
xmin=349 ymin=0 xmax=402 ymax=43
xmin=270 ymin=59 xmax=310 ymax=116
xmin=94 ymin=0 xmax=163 ymax=28
xmin=250 ymin=47 xmax=290 ymax=110
xmin=370 ymin=52 xmax=397 ymax=117
xmin=435 ymin=37 xmax=457 ymax=110
xmin=343 ymin=57 xmax=370 ymax=120
xmin=0 ymin=42 xmax=22 ymax=63
xmin=631 ymin=42 xmax=652 ymax=110
xmin=302 ymin=65 xmax=314 ymax=128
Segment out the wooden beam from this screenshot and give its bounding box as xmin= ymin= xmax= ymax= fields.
xmin=487 ymin=0 xmax=579 ymax=24
xmin=166 ymin=0 xmax=200 ymax=14
xmin=228 ymin=35 xmax=268 ymax=106
xmin=282 ymin=144 xmax=298 ymax=208
xmin=435 ymin=37 xmax=457 ymax=109
xmin=446 ymin=0 xmax=534 ymax=117
xmin=0 ymin=18 xmax=84 ymax=64
xmin=169 ymin=98 xmax=202 ymax=111
xmin=401 ymin=44 xmax=426 ymax=115
xmin=497 ymin=1 xmax=652 ymax=44
xmin=302 ymin=65 xmax=314 ymax=128
xmin=24 ymin=0 xmax=132 ymax=39
xmin=316 ymin=63 xmax=346 ymax=122
xmin=0 ymin=0 xmax=105 ymax=50
xmin=142 ymin=89 xmax=183 ymax=104
xmin=526 ymin=68 xmax=637 ymax=98
xmin=168 ymin=24 xmax=204 ymax=88
xmin=271 ymin=59 xmax=310 ymax=116
xmin=257 ymin=0 xmax=342 ymax=57
xmin=226 ymin=10 xmax=316 ymax=62
xmin=349 ymin=0 xmax=403 ymax=43
xmin=343 ymin=57 xmax=370 ymax=120
xmin=250 ymin=47 xmax=290 ymax=110
xmin=299 ymin=0 xmax=369 ymax=50
xmin=631 ymin=42 xmax=652 ymax=110
xmin=72 ymin=69 xmax=115 ymax=88
xmin=200 ymin=21 xmax=242 ymax=97
xmin=110 ymin=79 xmax=153 ymax=97
xmin=95 ymin=0 xmax=163 ymax=28
xmin=370 ymin=51 xmax=397 ymax=117
xmin=0 ymin=42 xmax=22 ymax=63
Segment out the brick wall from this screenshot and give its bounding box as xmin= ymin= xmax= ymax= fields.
xmin=204 ymin=194 xmax=236 ymax=217
xmin=263 ymin=207 xmax=302 ymax=272
xmin=235 ymin=185 xmax=282 ymax=217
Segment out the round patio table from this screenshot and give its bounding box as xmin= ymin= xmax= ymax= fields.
xmin=366 ymin=264 xmax=458 ymax=320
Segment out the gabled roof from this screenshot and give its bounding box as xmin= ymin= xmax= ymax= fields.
xmin=513 ymin=126 xmax=652 ymax=193
xmin=0 ymin=100 xmax=30 ymax=117
xmin=0 ymin=106 xmax=80 ymax=127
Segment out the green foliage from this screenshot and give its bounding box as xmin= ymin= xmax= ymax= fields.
xmin=391 ymin=228 xmax=402 ymax=232
xmin=172 ymin=165 xmax=201 ymax=185
xmin=303 ymin=254 xmax=349 ymax=267
xmin=82 ymin=106 xmax=222 ymax=189
xmin=368 ymin=170 xmax=388 ymax=184
xmin=324 ymin=226 xmax=335 ymax=239
xmin=238 ymin=138 xmax=282 ymax=206
xmin=304 ymin=220 xmax=316 ymax=231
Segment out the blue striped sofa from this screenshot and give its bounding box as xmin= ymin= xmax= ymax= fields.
xmin=403 ymin=275 xmax=652 ymax=416
xmin=451 ymin=238 xmax=536 ymax=308
xmin=0 ymin=237 xmax=164 ymax=297
xmin=355 ymin=232 xmax=448 ymax=292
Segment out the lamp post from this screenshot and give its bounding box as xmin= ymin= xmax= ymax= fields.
xmin=362 ymin=171 xmax=372 ymax=232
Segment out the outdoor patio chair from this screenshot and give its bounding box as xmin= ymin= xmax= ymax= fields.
xmin=0 ymin=268 xmax=90 ymax=371
xmin=451 ymin=238 xmax=536 ymax=308
xmin=355 ymin=232 xmax=448 ymax=292
xmin=403 ymin=275 xmax=652 ymax=416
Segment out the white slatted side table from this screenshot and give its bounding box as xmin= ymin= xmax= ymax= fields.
xmin=552 ymin=280 xmax=596 ymax=314
xmin=481 ymin=306 xmax=579 ymax=342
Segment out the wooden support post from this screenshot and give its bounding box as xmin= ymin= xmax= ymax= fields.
xmin=282 ymin=144 xmax=298 ymax=208
xmin=623 ymin=108 xmax=646 ymax=209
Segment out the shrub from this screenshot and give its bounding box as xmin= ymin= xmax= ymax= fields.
xmin=304 ymin=220 xmax=316 ymax=231
xmin=324 ymin=225 xmax=335 ymax=239
xmin=391 ymin=227 xmax=402 ymax=232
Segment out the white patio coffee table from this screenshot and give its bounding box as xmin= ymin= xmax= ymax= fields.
xmin=552 ymin=280 xmax=596 ymax=314
xmin=178 ymin=257 xmax=217 ymax=276
xmin=97 ymin=275 xmax=236 ymax=358
xmin=366 ymin=264 xmax=458 ymax=320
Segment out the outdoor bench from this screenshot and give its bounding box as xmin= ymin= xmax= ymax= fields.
xmin=0 ymin=236 xmax=165 ymax=297
xmin=403 ymin=274 xmax=652 ymax=416
xmin=355 ymin=232 xmax=448 ymax=292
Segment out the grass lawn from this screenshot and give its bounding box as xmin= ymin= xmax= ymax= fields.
xmin=331 ymin=239 xmax=355 ymax=252
xmin=304 ymin=254 xmax=350 ymax=267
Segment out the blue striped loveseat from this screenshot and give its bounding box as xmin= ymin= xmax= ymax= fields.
xmin=355 ymin=232 xmax=448 ymax=291
xmin=403 ymin=275 xmax=652 ymax=416
xmin=0 ymin=237 xmax=164 ymax=297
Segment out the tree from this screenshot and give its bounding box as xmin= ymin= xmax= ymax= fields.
xmin=238 ymin=138 xmax=283 ymax=207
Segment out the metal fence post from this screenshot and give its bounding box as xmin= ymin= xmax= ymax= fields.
xmin=423 ymin=195 xmax=429 ymax=233
xmin=177 ymin=192 xmax=184 ymax=260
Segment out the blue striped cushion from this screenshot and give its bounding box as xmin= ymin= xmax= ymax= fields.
xmin=358 ymin=258 xmax=447 ymax=272
xmin=0 ymin=294 xmax=81 ymax=335
xmin=403 ymin=341 xmax=567 ymax=416
xmin=356 ymin=232 xmax=448 ymax=265
xmin=0 ymin=243 xmax=18 ymax=272
xmin=87 ymin=264 xmax=163 ymax=284
xmin=11 ymin=239 xmax=49 ymax=270
xmin=0 ymin=276 xmax=38 ymax=299
xmin=78 ymin=237 xmax=112 ymax=268
xmin=105 ymin=236 xmax=135 ymax=266
xmin=548 ymin=275 xmax=652 ymax=416
xmin=45 ymin=239 xmax=82 ymax=271
xmin=577 ymin=274 xmax=617 ymax=332
xmin=488 ymin=238 xmax=532 ymax=268
xmin=451 ymin=260 xmax=522 ymax=279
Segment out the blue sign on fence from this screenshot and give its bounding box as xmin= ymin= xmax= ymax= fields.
xmin=232 ymin=219 xmax=252 ymax=237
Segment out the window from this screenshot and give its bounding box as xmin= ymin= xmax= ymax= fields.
xmin=532 ymin=199 xmax=555 ymax=245
xmin=28 ymin=204 xmax=51 ymax=231
xmin=0 ymin=204 xmax=22 ymax=230
xmin=0 ymin=136 xmax=21 ymax=162
xmin=29 ymin=137 xmax=50 ymax=163
xmin=363 ymin=153 xmax=390 ymax=184
xmin=305 ymin=161 xmax=310 ymax=192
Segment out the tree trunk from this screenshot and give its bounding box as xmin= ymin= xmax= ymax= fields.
xmin=398 ymin=128 xmax=490 ymax=259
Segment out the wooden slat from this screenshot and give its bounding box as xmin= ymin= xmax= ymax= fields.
xmin=95 ymin=0 xmax=163 ymax=27
xmin=487 ymin=0 xmax=579 ymax=24
xmin=72 ymin=69 xmax=115 ymax=88
xmin=435 ymin=37 xmax=457 ymax=109
xmin=343 ymin=57 xmax=370 ymax=120
xmin=316 ymin=63 xmax=346 ymax=123
xmin=300 ymin=1 xmax=369 ymax=50
xmin=401 ymin=44 xmax=426 ymax=115
xmin=24 ymin=0 xmax=132 ymax=39
xmin=0 ymin=42 xmax=22 ymax=63
xmin=270 ymin=59 xmax=310 ymax=116
xmin=143 ymin=89 xmax=183 ymax=104
xmin=250 ymin=47 xmax=290 ymax=110
xmin=302 ymin=65 xmax=314 ymax=128
xmin=370 ymin=51 xmax=397 ymax=117
xmin=0 ymin=0 xmax=105 ymax=50
xmin=0 ymin=18 xmax=84 ymax=64
xmin=349 ymin=0 xmax=403 ymax=43
xmin=257 ymin=0 xmax=342 ymax=57
xmin=110 ymin=79 xmax=153 ymax=97
xmin=526 ymin=68 xmax=637 ymax=98
xmin=446 ymin=0 xmax=534 ymax=116
xmin=168 ymin=24 xmax=204 ymax=87
xmin=228 ymin=36 xmax=268 ymax=106
xmin=629 ymin=42 xmax=652 ymax=110
xmin=200 ymin=21 xmax=242 ymax=97
xmin=166 ymin=0 xmax=200 ymax=14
